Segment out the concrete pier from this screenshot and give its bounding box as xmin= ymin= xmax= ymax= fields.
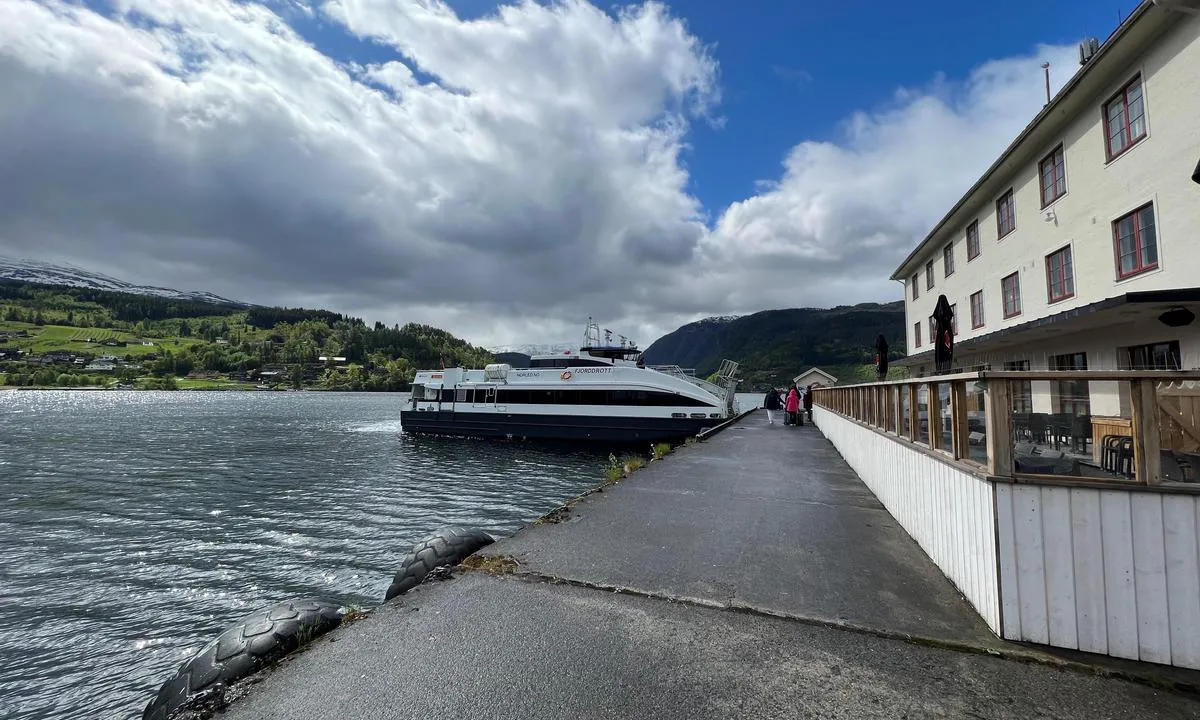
xmin=223 ymin=413 xmax=1200 ymax=719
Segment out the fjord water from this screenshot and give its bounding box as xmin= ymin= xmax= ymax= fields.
xmin=0 ymin=391 xmax=617 ymax=720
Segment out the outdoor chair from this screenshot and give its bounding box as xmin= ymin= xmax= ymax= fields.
xmin=1028 ymin=413 xmax=1049 ymax=444
xmin=1101 ymin=435 xmax=1134 ymax=478
xmin=1011 ymin=412 xmax=1031 ymax=441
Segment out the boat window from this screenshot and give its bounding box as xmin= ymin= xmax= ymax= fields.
xmin=411 ymin=384 xmax=424 ymax=399
xmin=456 ymin=388 xmax=468 ymax=402
xmin=530 ymin=358 xmax=569 ymax=368
xmin=490 ymin=388 xmax=715 ymax=407
xmin=440 ymin=389 xmax=455 ymax=402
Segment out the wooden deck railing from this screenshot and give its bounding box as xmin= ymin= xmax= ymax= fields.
xmin=813 ymin=370 xmax=1200 ymax=489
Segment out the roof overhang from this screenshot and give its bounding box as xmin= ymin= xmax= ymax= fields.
xmin=891 ymin=0 xmax=1176 ymax=281
xmin=897 ymin=288 xmax=1200 ymax=367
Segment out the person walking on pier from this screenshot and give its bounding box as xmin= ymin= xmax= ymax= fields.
xmin=785 ymin=385 xmax=801 ymax=426
xmin=803 ymin=384 xmax=814 ymax=422
xmin=763 ymin=387 xmax=783 ymax=425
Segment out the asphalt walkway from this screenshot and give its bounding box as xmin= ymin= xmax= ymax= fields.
xmin=224 ymin=412 xmax=1200 ymax=719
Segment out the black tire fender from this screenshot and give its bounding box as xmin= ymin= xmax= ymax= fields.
xmin=142 ymin=598 xmax=344 ymax=720
xmin=384 ymin=527 xmax=495 ymax=601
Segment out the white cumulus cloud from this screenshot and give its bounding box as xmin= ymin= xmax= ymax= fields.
xmin=0 ymin=0 xmax=1077 ymax=348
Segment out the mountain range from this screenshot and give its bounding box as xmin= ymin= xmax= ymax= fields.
xmin=0 ymin=257 xmax=245 ymax=306
xmin=642 ymin=303 xmax=906 ymax=389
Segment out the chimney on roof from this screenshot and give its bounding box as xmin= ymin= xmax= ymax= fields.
xmin=1078 ymin=37 xmax=1099 ymax=65
xmin=1042 ymin=62 xmax=1051 ymax=105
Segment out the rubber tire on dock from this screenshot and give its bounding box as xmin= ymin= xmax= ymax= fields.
xmin=142 ymin=599 xmax=344 ymax=720
xmin=384 ymin=527 xmax=495 ymax=601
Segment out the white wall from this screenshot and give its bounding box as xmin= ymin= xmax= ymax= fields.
xmin=903 ymin=13 xmax=1200 ymax=355
xmin=813 ymin=407 xmax=1001 ymax=634
xmin=995 ymin=483 xmax=1200 ymax=669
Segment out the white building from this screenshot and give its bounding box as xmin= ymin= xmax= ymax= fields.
xmin=792 ymin=367 xmax=839 ymax=388
xmin=892 ymin=0 xmax=1200 ymax=420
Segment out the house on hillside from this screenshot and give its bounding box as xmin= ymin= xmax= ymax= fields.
xmin=891 ymin=3 xmax=1200 ymax=423
xmin=793 ymin=367 xmax=839 ymax=388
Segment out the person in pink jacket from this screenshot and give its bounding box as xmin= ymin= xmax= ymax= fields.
xmin=785 ymin=385 xmax=801 ymax=426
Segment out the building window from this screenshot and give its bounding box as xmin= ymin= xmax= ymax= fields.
xmin=914 ymin=322 xmax=921 ymax=348
xmin=1045 ymin=245 xmax=1075 ymax=303
xmin=1104 ymin=76 xmax=1147 ymax=160
xmin=1039 ymin=145 xmax=1066 ymax=207
xmin=1050 ymin=352 xmax=1090 ymax=416
xmin=912 ymin=273 xmax=919 ymax=300
xmin=950 ymin=304 xmax=957 ymax=335
xmin=943 ymin=243 xmax=955 ymax=277
xmin=970 ymin=291 xmax=984 ymax=329
xmin=1124 ymin=340 xmax=1181 ymax=370
xmin=925 ymin=261 xmax=934 ymax=290
xmin=996 ymin=189 xmax=1015 ymax=239
xmin=928 ymin=317 xmax=935 ymax=345
xmin=965 ymin=220 xmax=980 ymax=261
xmin=1113 ymin=203 xmax=1158 ymax=279
xmin=1001 ymin=272 xmax=1021 ymax=318
xmin=1004 ymin=360 xmax=1033 ymax=413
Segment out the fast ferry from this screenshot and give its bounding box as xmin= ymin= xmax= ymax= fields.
xmin=400 ymin=321 xmax=741 ymax=443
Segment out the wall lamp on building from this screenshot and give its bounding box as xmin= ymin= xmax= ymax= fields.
xmin=1160 ymin=307 xmax=1196 ymax=328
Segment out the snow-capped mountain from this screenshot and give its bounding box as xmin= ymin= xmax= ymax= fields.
xmin=0 ymin=257 xmax=246 ymax=306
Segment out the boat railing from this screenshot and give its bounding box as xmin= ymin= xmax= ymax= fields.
xmin=648 ymin=365 xmax=697 ymax=377
xmin=651 ymin=363 xmax=740 ymax=414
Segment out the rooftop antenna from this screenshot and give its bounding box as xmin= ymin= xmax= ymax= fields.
xmin=604 ymin=329 xmax=612 ymax=345
xmin=1042 ymin=62 xmax=1051 ymax=105
xmin=1078 ymin=37 xmax=1099 ymax=65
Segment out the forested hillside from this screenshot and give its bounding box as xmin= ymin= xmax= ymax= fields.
xmin=643 ymin=302 xmax=906 ymax=389
xmin=0 ymin=280 xmax=492 ymax=390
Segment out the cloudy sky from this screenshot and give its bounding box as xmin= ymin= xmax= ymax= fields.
xmin=0 ymin=0 xmax=1121 ymax=348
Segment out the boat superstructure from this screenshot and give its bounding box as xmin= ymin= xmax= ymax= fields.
xmin=400 ymin=320 xmax=741 ymax=443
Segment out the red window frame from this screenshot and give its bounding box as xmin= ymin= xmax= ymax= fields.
xmin=966 ymin=220 xmax=980 ymax=260
xmin=943 ymin=243 xmax=954 ymax=277
xmin=1045 ymin=245 xmax=1075 ymax=303
xmin=1039 ymin=145 xmax=1066 ymax=207
xmin=1112 ymin=203 xmax=1158 ymax=280
xmin=1103 ymin=76 xmax=1147 ymax=161
xmin=996 ymin=189 xmax=1015 ymax=239
xmin=1001 ymin=272 xmax=1021 ymax=319
xmin=970 ymin=291 xmax=984 ymax=329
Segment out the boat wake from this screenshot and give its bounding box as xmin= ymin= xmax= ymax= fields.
xmin=348 ymin=420 xmax=404 ymax=434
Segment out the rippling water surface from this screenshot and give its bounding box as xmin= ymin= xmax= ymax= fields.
xmin=0 ymin=390 xmax=619 ymax=720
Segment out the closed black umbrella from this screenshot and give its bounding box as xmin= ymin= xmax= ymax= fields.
xmin=1193 ymin=157 xmax=1200 ymax=184
xmin=932 ymin=294 xmax=955 ymax=373
xmin=874 ymin=334 xmax=889 ymax=380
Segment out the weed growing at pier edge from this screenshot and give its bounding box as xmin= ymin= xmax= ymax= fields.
xmin=651 ymin=442 xmax=672 ymax=460
xmin=621 ymin=455 xmax=646 ymax=474
xmin=604 ymin=453 xmax=624 ymax=483
xmin=340 ymin=605 xmax=369 ymax=624
xmin=460 ymin=554 xmax=520 ymax=575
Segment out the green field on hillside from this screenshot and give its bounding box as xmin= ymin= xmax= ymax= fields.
xmin=0 ymin=321 xmax=209 ymax=356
